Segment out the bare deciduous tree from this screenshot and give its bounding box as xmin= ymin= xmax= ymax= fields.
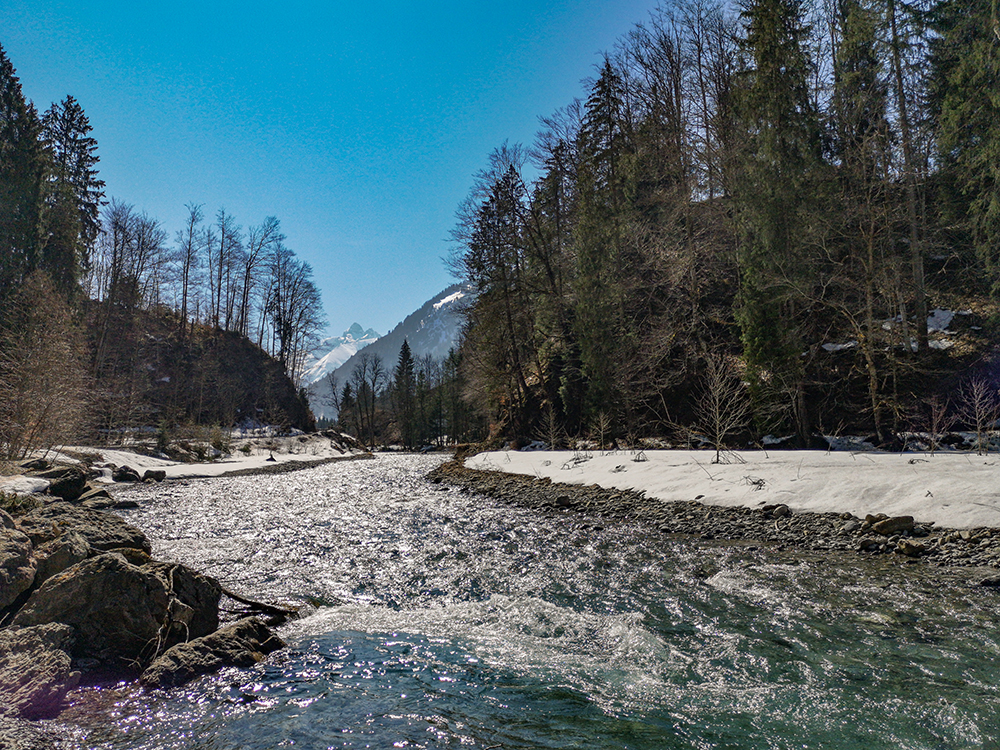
xmin=960 ymin=377 xmax=998 ymax=455
xmin=0 ymin=272 xmax=89 ymax=458
xmin=694 ymin=351 xmax=751 ymax=464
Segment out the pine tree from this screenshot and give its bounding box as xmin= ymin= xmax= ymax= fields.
xmin=572 ymin=59 xmax=638 ymax=430
xmin=457 ymin=152 xmax=538 ymax=437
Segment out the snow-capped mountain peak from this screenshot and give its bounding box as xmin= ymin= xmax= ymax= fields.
xmin=301 ymin=323 xmax=380 ymax=386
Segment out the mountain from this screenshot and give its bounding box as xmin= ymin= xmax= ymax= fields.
xmin=301 ymin=323 xmax=381 ymax=387
xmin=306 ymin=284 xmax=471 ymax=420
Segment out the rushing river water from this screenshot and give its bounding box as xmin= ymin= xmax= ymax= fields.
xmin=51 ymin=454 xmax=1000 ymax=749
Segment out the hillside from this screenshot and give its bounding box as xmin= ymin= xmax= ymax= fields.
xmin=84 ymin=301 xmax=313 ymax=436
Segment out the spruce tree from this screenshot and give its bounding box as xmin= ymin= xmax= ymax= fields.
xmin=0 ymin=44 xmax=46 ymax=303
xmin=933 ymin=0 xmax=1000 ymax=288
xmin=393 ymin=339 xmax=417 ymax=448
xmin=731 ymin=0 xmax=825 ymax=441
xmin=41 ymin=95 xmax=105 ymax=258
xmin=572 ymin=59 xmax=637 ymax=430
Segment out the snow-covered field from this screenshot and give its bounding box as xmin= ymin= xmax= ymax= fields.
xmin=466 ymin=449 xmax=1000 ymax=530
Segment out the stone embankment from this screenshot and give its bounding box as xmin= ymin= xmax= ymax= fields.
xmin=428 ymin=459 xmax=1000 ymax=579
xmin=0 ymin=458 xmax=290 ymax=738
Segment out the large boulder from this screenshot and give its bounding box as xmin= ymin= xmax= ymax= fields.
xmin=140 ymin=617 xmax=286 ymax=689
xmin=0 ymin=623 xmax=79 ymax=719
xmin=15 ymin=502 xmax=151 ymax=555
xmin=36 ymin=467 xmax=87 ymax=502
xmin=0 ymin=528 xmax=36 ymax=609
xmin=141 ymin=561 xmax=222 ymax=640
xmin=31 ymin=531 xmax=90 ymax=586
xmin=12 ymin=553 xmax=170 ymax=670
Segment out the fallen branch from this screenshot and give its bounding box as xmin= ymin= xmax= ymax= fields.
xmin=220 ymin=586 xmax=299 ymax=626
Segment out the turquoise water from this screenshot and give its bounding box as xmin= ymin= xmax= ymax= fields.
xmin=54 ymin=455 xmax=1000 ymax=749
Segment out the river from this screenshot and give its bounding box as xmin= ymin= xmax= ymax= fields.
xmin=51 ymin=454 xmax=1000 ymax=748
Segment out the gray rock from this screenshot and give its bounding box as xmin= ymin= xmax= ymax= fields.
xmin=140 ymin=617 xmax=286 ymax=689
xmin=112 ymin=466 xmax=141 ymax=483
xmin=896 ymin=539 xmax=926 ymax=557
xmin=76 ymin=485 xmax=112 ymax=503
xmin=142 ymin=469 xmax=166 ymax=482
xmin=32 ymin=531 xmax=90 ymax=585
xmin=0 ymin=714 xmax=74 ymax=749
xmin=37 ymin=467 xmax=87 ymax=502
xmin=872 ymin=516 xmax=914 ymax=536
xmin=81 ymin=497 xmax=140 ymax=511
xmin=12 ymin=553 xmax=170 ymax=670
xmin=15 ymin=502 xmax=151 ymax=554
xmin=141 ymin=560 xmax=222 ymax=640
xmin=0 ymin=623 xmax=79 ymax=719
xmin=0 ymin=528 xmax=36 ymax=609
xmin=1 ymin=509 xmax=14 ymax=530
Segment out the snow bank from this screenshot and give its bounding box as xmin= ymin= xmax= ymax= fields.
xmin=465 ymin=450 xmax=1000 ymax=530
xmin=47 ymin=434 xmax=363 ymax=480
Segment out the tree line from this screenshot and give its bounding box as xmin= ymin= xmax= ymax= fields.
xmin=0 ymin=43 xmax=322 ymax=456
xmin=451 ymin=0 xmax=1000 ymax=447
xmin=329 ymin=341 xmax=486 ymax=449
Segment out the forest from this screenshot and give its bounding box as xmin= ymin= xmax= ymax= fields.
xmin=447 ymin=0 xmax=1000 ymax=449
xmin=0 ymin=43 xmax=324 ymax=458
xmin=4 ymin=0 xmax=1000 ymax=458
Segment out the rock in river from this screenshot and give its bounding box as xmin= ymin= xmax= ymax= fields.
xmin=12 ymin=553 xmax=171 ymax=669
xmin=141 ymin=617 xmax=286 ymax=689
xmin=31 ymin=530 xmax=90 ymax=586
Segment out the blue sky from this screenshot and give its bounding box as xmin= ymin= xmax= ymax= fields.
xmin=2 ymin=0 xmax=656 ymax=337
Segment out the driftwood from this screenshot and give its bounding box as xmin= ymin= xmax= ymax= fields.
xmin=219 ymin=586 xmax=298 ymax=626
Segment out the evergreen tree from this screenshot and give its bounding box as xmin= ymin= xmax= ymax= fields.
xmin=933 ymin=0 xmax=1000 ymax=288
xmin=41 ymin=95 xmax=106 ymax=263
xmin=392 ymin=339 xmax=417 ymax=448
xmin=0 ymin=43 xmax=46 ymax=303
xmin=731 ymin=0 xmax=826 ymax=440
xmin=456 ymin=151 xmax=538 ymax=437
xmin=572 ymin=58 xmax=638 ymax=430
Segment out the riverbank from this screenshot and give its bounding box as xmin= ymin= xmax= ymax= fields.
xmin=0 ymin=448 xmax=303 ymax=739
xmin=430 ymin=453 xmax=1000 ymax=576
